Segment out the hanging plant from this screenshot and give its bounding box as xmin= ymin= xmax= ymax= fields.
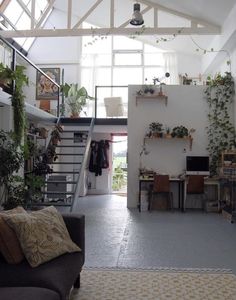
xmin=205 ymin=72 xmax=235 ymax=176
xmin=0 ymin=63 xmax=28 ymax=145
xmin=11 ymin=65 xmax=29 ymax=145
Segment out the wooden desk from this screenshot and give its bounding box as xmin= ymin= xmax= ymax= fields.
xmin=138 ymin=176 xmax=185 ymax=212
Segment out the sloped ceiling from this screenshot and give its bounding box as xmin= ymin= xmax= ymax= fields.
xmin=149 ymin=0 xmax=236 ymax=26
xmin=51 ymin=0 xmax=235 ymax=55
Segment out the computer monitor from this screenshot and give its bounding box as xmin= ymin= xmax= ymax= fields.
xmin=186 ymin=156 xmax=210 ymax=176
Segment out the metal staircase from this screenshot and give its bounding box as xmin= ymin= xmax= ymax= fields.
xmin=36 ymin=118 xmax=94 ymax=211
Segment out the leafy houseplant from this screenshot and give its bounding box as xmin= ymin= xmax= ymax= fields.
xmin=51 ymin=124 xmax=63 ymax=145
xmin=205 ymin=72 xmax=235 ymax=176
xmin=25 ymin=173 xmax=44 ymax=204
xmin=0 ymin=130 xmax=24 ymax=208
xmin=0 ymin=63 xmax=29 ymax=145
xmin=2 ymin=175 xmax=26 ymax=210
xmin=149 ymin=122 xmax=163 ymax=137
xmin=60 ymin=83 xmax=94 ymax=117
xmin=0 ymin=63 xmax=13 ymax=87
xmin=171 ymin=126 xmax=188 ymax=138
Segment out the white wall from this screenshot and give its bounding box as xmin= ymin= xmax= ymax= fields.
xmin=177 ymin=53 xmax=202 ymax=79
xmin=28 ymin=9 xmax=82 ymax=90
xmin=127 ymin=85 xmax=208 ymax=208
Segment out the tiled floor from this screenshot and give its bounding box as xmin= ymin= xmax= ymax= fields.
xmin=70 ymin=194 xmax=236 ymax=273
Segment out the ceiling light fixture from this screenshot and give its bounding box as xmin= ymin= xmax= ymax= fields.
xmin=130 ymin=3 xmax=144 ymax=26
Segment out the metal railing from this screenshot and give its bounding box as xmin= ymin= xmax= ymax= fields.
xmin=71 ymin=117 xmax=95 ymax=211
xmin=0 ymin=36 xmax=60 ymax=117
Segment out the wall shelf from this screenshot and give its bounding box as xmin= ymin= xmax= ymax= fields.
xmin=136 ymin=94 xmax=168 ymax=106
xmin=144 ymin=135 xmax=193 ymax=150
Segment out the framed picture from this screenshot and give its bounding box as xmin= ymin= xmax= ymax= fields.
xmin=36 ymin=68 xmax=60 ymax=100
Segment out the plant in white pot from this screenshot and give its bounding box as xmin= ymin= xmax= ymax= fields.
xmin=61 ymin=83 xmax=94 ymax=118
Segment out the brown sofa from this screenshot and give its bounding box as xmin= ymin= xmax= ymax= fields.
xmin=0 ymin=214 xmax=85 ymax=300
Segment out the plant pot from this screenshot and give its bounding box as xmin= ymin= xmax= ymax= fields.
xmin=39 ymin=128 xmax=48 ymax=138
xmin=70 ymin=113 xmax=79 ymax=118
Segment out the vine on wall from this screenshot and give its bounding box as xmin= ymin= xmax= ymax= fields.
xmin=205 ymin=72 xmax=235 ymax=176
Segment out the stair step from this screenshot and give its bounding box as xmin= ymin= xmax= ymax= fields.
xmin=56 ymin=153 xmax=83 ymax=156
xmin=62 ymin=130 xmax=89 ymax=133
xmin=42 ymin=191 xmax=74 ymax=195
xmin=31 ymin=202 xmax=72 ymax=207
xmin=60 ymin=137 xmax=87 ymax=140
xmin=50 ymin=171 xmax=80 ymax=174
xmin=50 ymin=162 xmax=81 ymax=165
xmin=55 ymin=145 xmax=86 ymax=148
xmin=45 ymin=180 xmax=77 ymax=184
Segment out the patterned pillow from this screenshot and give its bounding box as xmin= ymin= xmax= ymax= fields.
xmin=0 ymin=206 xmax=25 ymax=264
xmin=3 ymin=206 xmax=81 ymax=267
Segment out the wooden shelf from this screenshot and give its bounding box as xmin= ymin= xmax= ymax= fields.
xmin=136 ymin=94 xmax=168 ymax=106
xmin=144 ymin=135 xmax=193 ymax=150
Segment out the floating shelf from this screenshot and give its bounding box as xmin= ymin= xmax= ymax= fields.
xmin=136 ymin=94 xmax=168 ymax=106
xmin=144 ymin=135 xmax=193 ymax=150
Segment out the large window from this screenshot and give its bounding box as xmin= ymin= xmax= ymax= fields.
xmin=81 ymin=22 xmax=177 ymax=118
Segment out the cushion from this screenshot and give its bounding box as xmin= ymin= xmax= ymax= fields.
xmin=0 ymin=207 xmax=25 ymax=264
xmin=3 ymin=206 xmax=81 ymax=267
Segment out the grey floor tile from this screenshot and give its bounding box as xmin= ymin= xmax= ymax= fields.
xmin=71 ymin=194 xmax=236 ymax=273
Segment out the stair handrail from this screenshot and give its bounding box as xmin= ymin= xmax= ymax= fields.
xmin=71 ymin=118 xmax=95 ymax=211
xmin=0 ymin=36 xmax=61 ymax=116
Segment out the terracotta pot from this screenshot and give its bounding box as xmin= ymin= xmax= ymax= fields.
xmin=70 ymin=113 xmax=79 ymax=118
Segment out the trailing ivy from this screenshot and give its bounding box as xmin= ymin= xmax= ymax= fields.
xmin=205 ymin=72 xmax=235 ymax=176
xmin=11 ymin=65 xmax=29 ymax=145
xmin=0 ymin=63 xmax=28 ymax=145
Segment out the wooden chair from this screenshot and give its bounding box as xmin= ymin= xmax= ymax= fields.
xmin=149 ymin=174 xmax=173 ymax=211
xmin=185 ymin=175 xmax=206 ymax=211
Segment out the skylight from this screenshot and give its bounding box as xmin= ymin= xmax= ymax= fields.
xmin=0 ymin=0 xmax=52 ymax=51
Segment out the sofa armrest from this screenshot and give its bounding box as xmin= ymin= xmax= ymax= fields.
xmin=62 ymin=214 xmax=85 ymax=263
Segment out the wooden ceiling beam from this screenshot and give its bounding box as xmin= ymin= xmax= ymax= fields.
xmin=0 ymin=26 xmax=221 ymax=38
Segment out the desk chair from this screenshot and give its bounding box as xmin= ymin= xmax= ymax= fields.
xmin=185 ymin=175 xmax=207 ymax=211
xmin=149 ymin=174 xmax=173 ymax=211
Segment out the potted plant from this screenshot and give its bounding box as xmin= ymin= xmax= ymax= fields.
xmin=2 ymin=175 xmax=27 ymax=210
xmin=0 ymin=130 xmax=24 ymax=208
xmin=50 ymin=124 xmax=63 ymax=146
xmin=164 ymin=127 xmax=172 ymax=138
xmin=149 ymin=122 xmax=163 ymax=137
xmin=25 ymin=173 xmax=44 ymax=204
xmin=0 ymin=63 xmax=13 ymax=88
xmin=45 ymin=144 xmax=58 ymax=163
xmin=0 ymin=63 xmax=28 ymax=145
xmin=171 ymin=126 xmax=189 ymax=138
xmin=61 ymin=83 xmax=94 ymax=117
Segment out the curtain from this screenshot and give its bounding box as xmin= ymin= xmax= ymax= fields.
xmin=163 ymin=52 xmax=179 ymax=84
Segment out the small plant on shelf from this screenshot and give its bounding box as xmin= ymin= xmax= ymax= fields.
xmin=171 ymin=126 xmax=189 ymax=138
xmin=149 ymin=122 xmax=163 ymax=137
xmin=164 ymin=126 xmax=172 ymax=138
